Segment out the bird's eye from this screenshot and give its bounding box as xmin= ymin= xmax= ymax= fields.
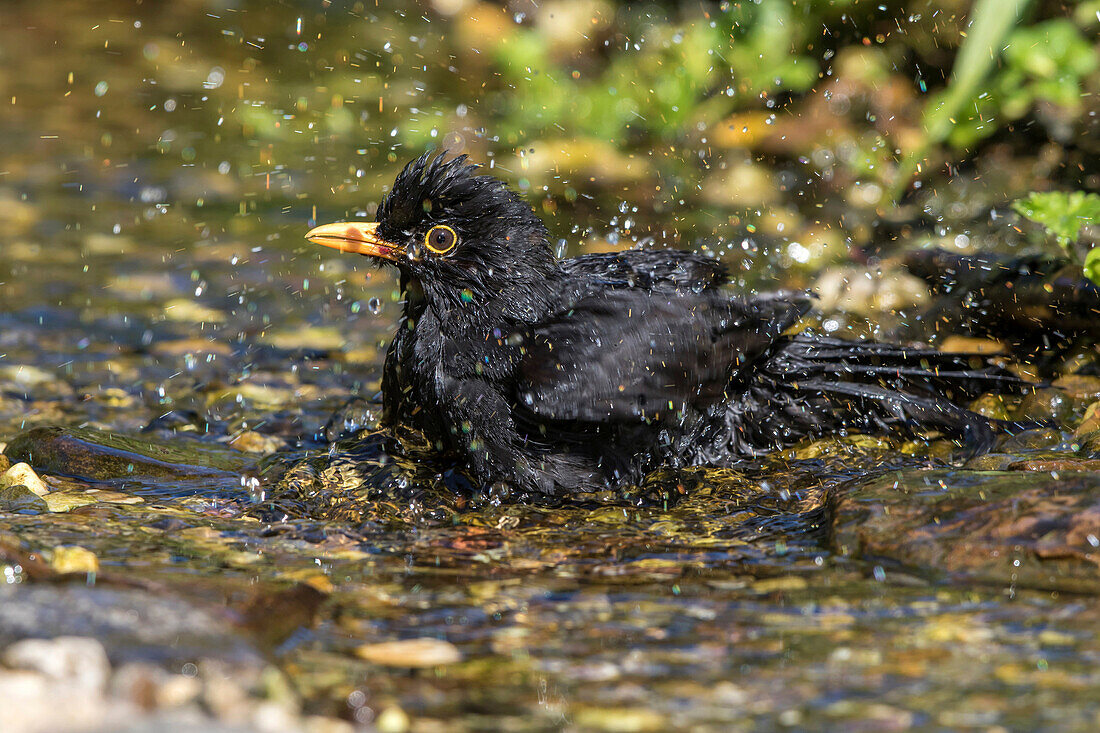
xmin=424 ymin=224 xmax=457 ymax=255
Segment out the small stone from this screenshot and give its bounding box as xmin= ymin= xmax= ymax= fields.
xmin=0 ymin=462 xmax=51 ymax=496
xmin=0 ymin=485 xmax=49 ymax=512
xmin=50 ymin=546 xmax=100 ymax=574
xmin=964 ymin=453 xmax=1017 ymax=471
xmin=152 ymin=338 xmax=234 ymax=358
xmin=573 ymin=706 xmax=667 ymax=732
xmin=998 ymin=428 xmax=1064 ymax=453
xmin=260 ymin=326 xmax=345 ymax=351
xmin=940 ymin=336 xmax=1007 ymax=355
xmin=1052 ymin=375 xmax=1100 ymax=400
xmin=375 ymin=706 xmax=411 ymax=733
xmin=228 ymin=430 xmax=282 ymax=454
xmin=0 ymin=454 xmax=10 ymax=473
xmin=355 ymin=638 xmax=462 ymax=668
xmin=968 ymin=394 xmax=1011 ymax=421
xmin=162 ymin=298 xmax=228 ymax=324
xmin=1008 ymin=457 xmax=1100 ymax=472
xmin=1075 ymin=401 xmax=1100 ymax=438
xmin=42 ymin=492 xmax=98 ymax=512
xmin=0 ymin=364 xmax=55 ymax=387
xmin=2 ymin=637 xmax=111 ymax=692
xmin=752 ymin=576 xmax=809 ymax=593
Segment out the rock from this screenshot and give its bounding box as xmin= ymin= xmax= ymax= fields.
xmin=2 ymin=637 xmax=111 ymax=693
xmin=375 ymin=706 xmax=411 ymax=733
xmin=1013 ymin=388 xmax=1075 ymax=424
xmin=355 ymin=638 xmax=462 ymax=667
xmin=940 ymin=336 xmax=1007 ymax=355
xmin=0 ymin=364 xmax=55 ymax=387
xmin=814 ymin=266 xmax=928 ymax=317
xmin=49 ymin=546 xmax=100 ymax=574
xmin=228 ymin=430 xmax=282 ymax=454
xmin=0 ymin=485 xmax=49 ymax=512
xmin=1052 ymin=375 xmax=1100 ymax=400
xmin=1075 ymin=400 xmax=1100 ymax=438
xmin=42 ymin=492 xmax=98 ymax=512
xmin=998 ymin=428 xmax=1064 ymax=453
xmin=162 ymin=298 xmax=227 ymax=324
xmin=259 ymin=326 xmax=345 ymax=352
xmin=151 ymin=338 xmax=234 ymax=358
xmin=968 ymin=394 xmax=1011 ymax=421
xmin=0 ymin=462 xmax=51 ymax=496
xmin=0 ymin=454 xmax=10 ymax=473
xmin=964 ymin=453 xmax=1018 ymax=471
xmin=3 ymin=426 xmax=243 ymax=481
xmin=1008 ymin=457 xmax=1100 ymax=472
xmin=573 ymin=706 xmax=667 ymax=732
xmin=831 ymin=468 xmax=1100 ymax=592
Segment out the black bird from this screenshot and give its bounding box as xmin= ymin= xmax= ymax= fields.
xmin=305 ymin=153 xmax=1026 ymax=498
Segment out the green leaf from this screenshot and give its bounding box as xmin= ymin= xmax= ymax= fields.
xmin=1084 ymin=248 xmax=1100 ymax=287
xmin=1012 ymin=191 xmax=1100 ymax=251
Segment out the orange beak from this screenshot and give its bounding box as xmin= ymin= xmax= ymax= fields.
xmin=304 ymin=221 xmax=401 ymax=260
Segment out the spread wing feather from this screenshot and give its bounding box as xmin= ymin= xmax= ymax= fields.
xmin=517 ymin=289 xmax=810 ymax=423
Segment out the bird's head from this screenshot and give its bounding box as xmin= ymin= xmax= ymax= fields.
xmin=306 ymin=152 xmax=559 ymax=313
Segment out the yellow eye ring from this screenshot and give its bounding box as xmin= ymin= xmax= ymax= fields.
xmin=424 ymin=224 xmax=458 ymax=255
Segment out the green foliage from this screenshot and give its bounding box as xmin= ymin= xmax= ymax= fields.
xmin=1085 ymin=247 xmax=1100 ymax=287
xmin=894 ymin=0 xmax=1032 ymax=198
xmin=946 ymin=18 xmax=1099 ymax=148
xmin=1014 ymin=191 xmax=1100 ymax=286
xmin=488 ymin=0 xmax=821 ymax=146
xmin=1013 ymin=191 xmax=1100 ymax=249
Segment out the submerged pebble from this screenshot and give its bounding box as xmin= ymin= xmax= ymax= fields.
xmin=0 ymin=462 xmax=50 ymax=497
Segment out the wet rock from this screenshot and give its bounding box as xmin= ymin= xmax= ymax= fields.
xmin=228 ymin=430 xmax=282 ymax=454
xmin=1052 ymin=375 xmax=1100 ymax=400
xmin=940 ymin=336 xmax=1007 ymax=355
xmin=260 ymin=325 xmax=345 ymax=352
xmin=41 ymin=492 xmax=98 ymax=513
xmin=355 ymin=638 xmax=462 ymax=667
xmin=1013 ymin=388 xmax=1075 ymax=424
xmin=162 ymin=298 xmax=228 ymax=324
xmin=967 ymin=394 xmax=1011 ymax=421
xmin=375 ymin=706 xmax=411 ymax=733
xmin=1075 ymin=400 xmax=1100 ymax=438
xmin=2 ymin=636 xmax=111 ymax=692
xmin=963 ymin=453 xmax=1018 ymax=471
xmin=1008 ymin=456 xmax=1100 ymax=472
xmin=997 ymin=428 xmax=1065 ymax=453
xmin=814 ymin=265 xmax=928 ymax=317
xmin=3 ymin=426 xmax=244 ymax=482
xmin=0 ymin=485 xmax=49 ymax=512
xmin=573 ymin=706 xmax=667 ymax=732
xmin=831 ymin=469 xmax=1100 ymax=592
xmin=48 ymin=545 xmax=99 ymax=575
xmin=0 ymin=462 xmax=51 ymax=496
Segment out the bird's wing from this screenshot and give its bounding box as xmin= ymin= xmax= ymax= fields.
xmin=561 ymin=249 xmax=730 ymax=292
xmin=515 ymin=289 xmax=811 ymax=423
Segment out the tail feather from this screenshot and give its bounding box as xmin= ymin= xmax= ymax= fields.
xmin=700 ymin=333 xmax=1035 ymax=459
